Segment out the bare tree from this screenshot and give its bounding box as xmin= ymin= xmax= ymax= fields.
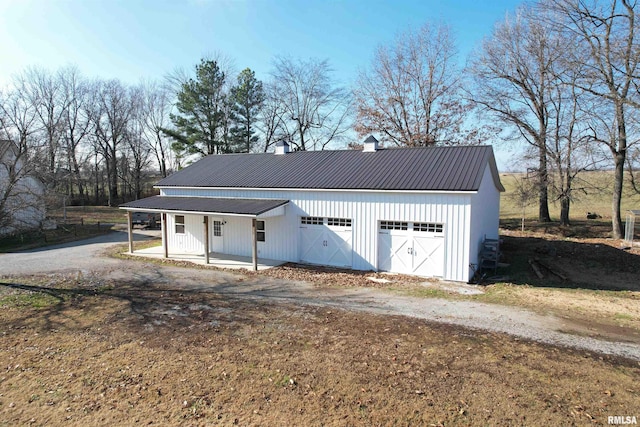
xmin=355 ymin=23 xmax=480 ymax=146
xmin=546 ymin=76 xmax=600 ymax=225
xmin=257 ymin=83 xmax=288 ymax=152
xmin=122 ymin=87 xmax=153 ymax=200
xmin=509 ymin=170 xmax=538 ymax=232
xmin=23 ymin=66 xmax=70 ymax=187
xmin=469 ymin=6 xmax=563 ymax=222
xmin=270 ymin=57 xmax=351 ymax=151
xmin=0 ymin=140 xmax=45 ymax=235
xmin=91 ymin=79 xmax=134 ymax=206
xmin=139 ymin=80 xmax=173 ymax=177
xmin=0 ymin=80 xmax=40 ymax=156
xmin=542 ymin=0 xmax=640 ymax=238
xmin=59 ymin=66 xmax=92 ymax=202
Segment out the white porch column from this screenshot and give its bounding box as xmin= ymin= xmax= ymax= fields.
xmin=252 ymin=218 xmax=258 ymax=271
xmin=204 ymin=216 xmax=210 ymax=264
xmin=161 ymin=212 xmax=168 ymax=258
xmin=127 ymin=211 xmax=133 ymax=254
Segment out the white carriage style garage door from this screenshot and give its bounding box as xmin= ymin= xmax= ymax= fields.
xmin=378 ymin=221 xmax=445 ymax=277
xmin=299 ymin=216 xmax=353 ymax=268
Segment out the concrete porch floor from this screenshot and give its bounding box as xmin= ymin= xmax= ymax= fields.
xmin=128 ymin=245 xmax=284 ymax=271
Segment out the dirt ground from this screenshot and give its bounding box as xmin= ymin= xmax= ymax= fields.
xmin=1 ymin=215 xmax=639 ymax=425
xmin=497 ymin=227 xmax=640 ymax=291
xmin=0 ymin=273 xmax=639 ymax=427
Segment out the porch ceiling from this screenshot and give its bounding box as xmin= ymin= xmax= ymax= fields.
xmin=120 ymin=196 xmax=288 ymax=217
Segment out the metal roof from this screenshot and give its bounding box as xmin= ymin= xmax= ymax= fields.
xmin=120 ymin=196 xmax=288 ymax=216
xmin=157 ymin=145 xmax=504 ymax=192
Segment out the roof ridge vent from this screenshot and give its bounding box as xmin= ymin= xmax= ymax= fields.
xmin=275 ymin=140 xmax=290 ymax=155
xmin=362 ymin=135 xmax=379 ymax=152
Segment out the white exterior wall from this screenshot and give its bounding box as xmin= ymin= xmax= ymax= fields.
xmin=166 ymin=213 xmax=206 ymax=254
xmin=160 ymin=187 xmax=474 ymax=282
xmin=469 ymin=164 xmax=502 ymax=274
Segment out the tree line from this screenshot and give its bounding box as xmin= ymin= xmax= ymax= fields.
xmin=1 ymin=0 xmax=639 ymax=238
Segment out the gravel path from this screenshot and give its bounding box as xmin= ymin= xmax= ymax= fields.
xmin=0 ymin=228 xmax=159 ymax=275
xmin=2 ymin=232 xmax=639 ymax=362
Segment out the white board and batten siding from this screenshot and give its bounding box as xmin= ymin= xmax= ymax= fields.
xmin=469 ymin=164 xmax=502 ymax=268
xmin=160 ymin=187 xmax=474 ymax=282
xmin=165 ymin=214 xmax=205 ymax=255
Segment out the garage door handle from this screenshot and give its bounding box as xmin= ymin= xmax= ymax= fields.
xmin=407 ymin=247 xmax=413 ymax=255
xmin=323 ymin=240 xmax=328 ymax=247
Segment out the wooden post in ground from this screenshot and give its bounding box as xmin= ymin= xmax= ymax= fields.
xmin=162 ymin=213 xmax=168 ymax=258
xmin=127 ymin=211 xmax=133 ymax=254
xmin=252 ymin=218 xmax=258 ymax=271
xmin=204 ymin=216 xmax=210 ymax=264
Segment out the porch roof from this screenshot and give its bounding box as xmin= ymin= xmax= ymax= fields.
xmin=120 ymin=196 xmax=289 ymax=217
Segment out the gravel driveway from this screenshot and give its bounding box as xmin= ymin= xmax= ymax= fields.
xmin=2 ymin=230 xmax=639 ymax=361
xmin=0 ymin=228 xmax=159 ymax=275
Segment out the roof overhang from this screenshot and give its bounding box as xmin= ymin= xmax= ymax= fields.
xmin=119 ymin=196 xmax=289 ymax=218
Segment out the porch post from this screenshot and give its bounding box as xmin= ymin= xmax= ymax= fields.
xmin=252 ymin=218 xmax=258 ymax=271
xmin=162 ymin=213 xmax=168 ymax=258
xmin=127 ymin=211 xmax=134 ymax=254
xmin=204 ymin=216 xmax=210 ymax=264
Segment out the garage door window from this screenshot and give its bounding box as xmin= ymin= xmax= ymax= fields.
xmin=301 ymin=216 xmax=323 ymax=225
xmin=327 ymin=218 xmax=352 ymax=227
xmin=414 ymin=222 xmax=443 ymax=233
xmin=380 ymin=221 xmax=408 ymax=230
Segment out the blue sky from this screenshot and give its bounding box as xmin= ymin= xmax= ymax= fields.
xmin=0 ymin=0 xmax=521 ymax=87
xmin=0 ymin=0 xmax=524 ymax=168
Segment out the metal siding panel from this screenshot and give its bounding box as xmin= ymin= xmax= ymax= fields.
xmin=469 ymin=165 xmax=501 ymax=279
xmin=222 ymin=217 xmax=250 ymax=256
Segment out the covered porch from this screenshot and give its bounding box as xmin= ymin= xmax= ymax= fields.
xmin=128 ymin=244 xmax=284 ymax=271
xmin=120 ymin=195 xmax=289 ymax=271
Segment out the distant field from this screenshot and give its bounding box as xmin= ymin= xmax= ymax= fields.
xmin=500 ymin=171 xmax=640 ymax=220
xmin=48 ymin=205 xmax=127 ymax=225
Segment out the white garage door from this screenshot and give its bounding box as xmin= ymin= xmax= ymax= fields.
xmin=378 ymin=221 xmax=445 ymax=277
xmin=299 ymin=217 xmax=353 ymax=268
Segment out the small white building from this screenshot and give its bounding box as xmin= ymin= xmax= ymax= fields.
xmin=0 ymin=140 xmax=46 ymax=236
xmin=121 ymin=138 xmax=504 ymax=282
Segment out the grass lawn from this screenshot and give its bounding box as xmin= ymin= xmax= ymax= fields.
xmin=0 ymin=276 xmax=638 ymax=426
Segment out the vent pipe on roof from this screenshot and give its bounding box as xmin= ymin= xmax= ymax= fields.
xmin=275 ymin=140 xmax=290 ymax=155
xmin=363 ymin=135 xmax=379 ymax=152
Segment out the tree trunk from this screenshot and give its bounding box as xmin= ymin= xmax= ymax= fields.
xmin=612 ymin=151 xmax=625 ymax=238
xmin=560 ymin=197 xmax=570 ymax=226
xmin=108 ymin=146 xmax=118 ymax=207
xmin=538 ymin=144 xmax=552 ymax=222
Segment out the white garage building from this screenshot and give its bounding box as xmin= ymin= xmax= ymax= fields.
xmin=121 ymin=137 xmax=504 ymax=282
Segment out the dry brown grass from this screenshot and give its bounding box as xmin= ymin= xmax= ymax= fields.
xmin=0 ymin=276 xmax=638 ymax=426
xmin=48 ymin=206 xmax=127 ymax=225
xmin=500 ymin=170 xmax=640 ymax=221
